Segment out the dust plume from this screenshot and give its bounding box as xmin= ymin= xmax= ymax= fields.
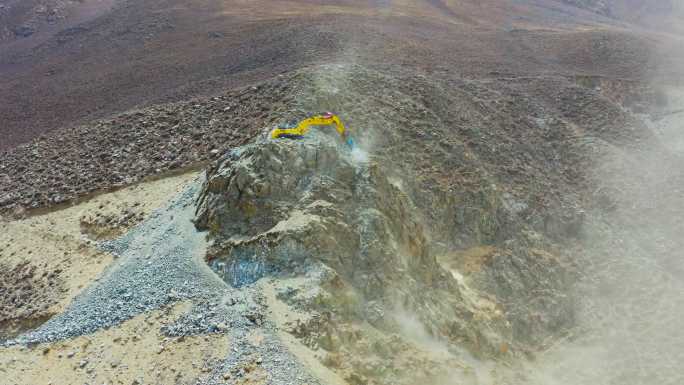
xmin=392 ymin=307 xmax=497 ymax=385
xmin=523 ymin=74 xmax=684 ymax=385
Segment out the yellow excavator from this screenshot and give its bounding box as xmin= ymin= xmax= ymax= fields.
xmin=270 ymin=112 xmax=355 ymax=148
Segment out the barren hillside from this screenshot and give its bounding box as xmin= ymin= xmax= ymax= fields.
xmin=1 ymin=1 xmax=684 ymax=385
xmin=2 ymin=0 xmax=680 ymax=150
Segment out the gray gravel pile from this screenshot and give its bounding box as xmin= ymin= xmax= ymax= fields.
xmin=160 ymin=293 xmax=260 ymax=337
xmin=196 ymin=286 xmax=322 ymax=385
xmin=4 ymin=176 xmax=227 ymax=346
xmin=2 ymin=173 xmax=324 ymax=384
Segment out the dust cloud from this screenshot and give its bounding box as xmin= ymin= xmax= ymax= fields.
xmin=522 ymin=88 xmax=684 ymax=385
xmin=393 ymin=307 xmax=497 ymax=385
xmin=294 ymin=5 xmax=684 ymax=384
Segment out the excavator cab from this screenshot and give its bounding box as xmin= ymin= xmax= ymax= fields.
xmin=271 ymin=112 xmax=353 ymax=148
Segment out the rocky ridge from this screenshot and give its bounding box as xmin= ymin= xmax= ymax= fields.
xmin=194 ymin=134 xmax=510 ymax=384
xmin=192 ymin=109 xmax=581 ymax=383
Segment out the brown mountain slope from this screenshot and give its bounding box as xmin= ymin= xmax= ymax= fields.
xmin=0 ymin=0 xmax=674 ymax=151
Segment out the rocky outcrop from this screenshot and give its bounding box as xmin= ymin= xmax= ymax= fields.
xmin=465 ymin=240 xmax=577 ymax=350
xmin=191 ymin=65 xmax=640 ymax=373
xmin=195 ymin=135 xmax=513 ymax=361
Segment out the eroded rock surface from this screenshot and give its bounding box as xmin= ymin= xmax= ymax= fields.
xmin=196 ymin=135 xmax=515 ymax=371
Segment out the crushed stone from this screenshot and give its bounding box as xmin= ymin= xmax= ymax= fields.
xmin=3 ymin=174 xmax=322 ymax=384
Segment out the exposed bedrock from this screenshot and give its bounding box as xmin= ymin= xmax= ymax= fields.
xmin=195 ymin=136 xmax=512 ymax=355
xmin=194 ymin=133 xmax=574 ymax=362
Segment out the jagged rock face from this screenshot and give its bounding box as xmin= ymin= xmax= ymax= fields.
xmin=468 ymin=241 xmax=577 ymax=349
xmin=195 ymin=136 xmax=434 ymax=292
xmin=195 ymin=135 xmax=512 ymax=356
xmin=190 ymin=65 xmax=603 ymax=367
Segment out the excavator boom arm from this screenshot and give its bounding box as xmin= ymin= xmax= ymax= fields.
xmin=270 ymin=113 xmax=346 ymax=140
